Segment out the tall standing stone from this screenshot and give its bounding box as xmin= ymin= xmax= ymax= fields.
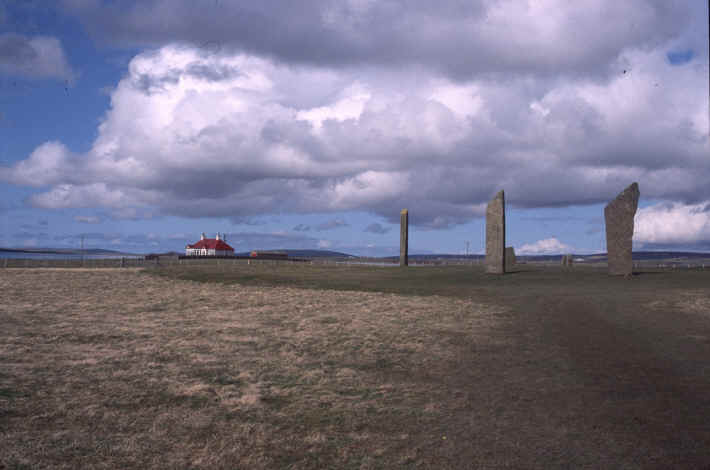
xmin=400 ymin=209 xmax=409 ymax=267
xmin=604 ymin=182 xmax=640 ymax=276
xmin=485 ymin=190 xmax=505 ymax=274
xmin=505 ymin=246 xmax=516 ymax=272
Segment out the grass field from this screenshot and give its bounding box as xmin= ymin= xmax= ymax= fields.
xmin=2 ymin=264 xmax=710 ymax=468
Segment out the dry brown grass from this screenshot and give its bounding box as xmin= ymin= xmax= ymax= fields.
xmin=0 ymin=268 xmax=509 ymax=469
xmin=3 ymin=266 xmax=710 ymax=469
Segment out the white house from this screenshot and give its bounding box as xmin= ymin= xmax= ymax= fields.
xmin=185 ymin=233 xmax=235 ymax=256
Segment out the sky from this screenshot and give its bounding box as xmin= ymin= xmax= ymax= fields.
xmin=0 ymin=0 xmax=708 ymax=256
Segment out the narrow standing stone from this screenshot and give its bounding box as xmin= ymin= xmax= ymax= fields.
xmin=604 ymin=182 xmax=640 ymax=276
xmin=400 ymin=209 xmax=408 ymax=267
xmin=505 ymin=246 xmax=516 ymax=272
xmin=485 ymin=190 xmax=505 ymax=274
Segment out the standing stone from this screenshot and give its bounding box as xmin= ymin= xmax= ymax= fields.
xmin=561 ymin=254 xmax=573 ymax=267
xmin=400 ymin=209 xmax=409 ymax=267
xmin=604 ymin=182 xmax=640 ymax=276
xmin=505 ymin=246 xmax=516 ymax=272
xmin=485 ymin=190 xmax=505 ymax=274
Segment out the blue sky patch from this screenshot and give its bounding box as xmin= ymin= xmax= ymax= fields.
xmin=666 ymin=49 xmax=694 ymax=65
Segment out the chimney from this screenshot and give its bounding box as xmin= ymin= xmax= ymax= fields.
xmin=223 ymin=233 xmax=227 ymax=242
xmin=201 ymin=232 xmax=205 ymax=240
xmin=216 ymin=232 xmax=221 ymax=241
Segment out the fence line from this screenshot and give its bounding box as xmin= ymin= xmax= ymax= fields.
xmin=1 ymin=257 xmax=708 ymax=270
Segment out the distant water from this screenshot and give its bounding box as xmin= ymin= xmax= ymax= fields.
xmin=0 ymin=252 xmax=143 ymax=260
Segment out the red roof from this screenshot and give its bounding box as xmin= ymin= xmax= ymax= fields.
xmin=187 ymin=238 xmax=234 ymax=251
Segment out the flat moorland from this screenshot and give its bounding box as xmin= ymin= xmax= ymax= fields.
xmin=1 ymin=265 xmax=710 ymax=469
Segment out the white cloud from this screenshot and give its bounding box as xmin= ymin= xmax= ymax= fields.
xmin=29 ymin=183 xmax=155 ymax=209
xmin=109 ymin=207 xmax=156 ymax=220
xmin=167 ymin=232 xmax=189 ymax=240
xmin=1 ymin=7 xmax=707 ymax=229
xmin=517 ymin=237 xmax=573 ymax=255
xmin=297 ymin=82 xmax=371 ymax=130
xmin=73 ymin=215 xmax=101 ymax=224
xmin=315 ymin=218 xmax=349 ymax=231
xmin=0 ymin=33 xmax=75 ymax=81
xmin=4 ymin=141 xmax=74 ymax=187
xmin=22 ymin=238 xmax=38 ymax=247
xmin=634 ymin=202 xmax=710 ymax=246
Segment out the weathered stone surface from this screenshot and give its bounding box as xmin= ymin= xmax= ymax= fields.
xmin=505 ymin=246 xmax=516 ymax=272
xmin=604 ymin=182 xmax=639 ymax=276
xmin=485 ymin=190 xmax=505 ymax=274
xmin=400 ymin=209 xmax=408 ymax=267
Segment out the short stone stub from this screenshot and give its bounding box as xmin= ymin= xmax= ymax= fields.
xmin=505 ymin=246 xmax=515 ymax=272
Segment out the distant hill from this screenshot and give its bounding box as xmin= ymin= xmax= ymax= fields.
xmin=512 ymin=251 xmax=710 ymax=262
xmin=375 ymin=251 xmax=710 ymax=262
xmin=0 ymin=247 xmax=140 ymax=256
xmin=234 ymin=249 xmax=355 ymax=259
xmin=393 ymin=254 xmax=484 ymax=260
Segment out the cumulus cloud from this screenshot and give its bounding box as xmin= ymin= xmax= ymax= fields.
xmin=364 ymin=222 xmax=390 ymax=234
xmin=634 ymin=202 xmax=710 ymax=247
xmin=1 ymin=1 xmax=708 ymax=231
xmin=0 ymin=33 xmax=75 ymax=81
xmin=74 ymin=215 xmax=101 ymax=224
xmin=517 ymin=237 xmax=573 ymax=255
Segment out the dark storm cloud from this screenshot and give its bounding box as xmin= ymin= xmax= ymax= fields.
xmin=58 ymin=0 xmax=698 ymax=80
